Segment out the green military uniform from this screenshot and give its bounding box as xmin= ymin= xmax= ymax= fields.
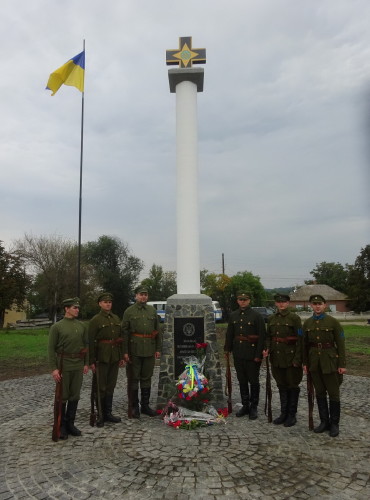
xmin=266 ymin=294 xmax=303 ymax=426
xmin=224 ymin=291 xmax=266 ymax=419
xmin=303 ymin=294 xmax=346 ymax=437
xmin=88 ymin=292 xmax=123 ymax=425
xmin=122 ymin=287 xmax=162 ymax=418
xmin=48 ymin=297 xmax=88 ymax=438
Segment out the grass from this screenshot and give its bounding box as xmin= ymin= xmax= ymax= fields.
xmin=0 ymin=323 xmax=369 ymax=380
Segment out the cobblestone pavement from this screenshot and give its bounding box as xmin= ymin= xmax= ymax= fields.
xmin=0 ymin=367 xmax=369 ymax=500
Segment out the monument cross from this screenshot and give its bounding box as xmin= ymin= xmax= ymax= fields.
xmin=166 ymin=36 xmax=206 ymax=68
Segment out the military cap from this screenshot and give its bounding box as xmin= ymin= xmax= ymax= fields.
xmin=98 ymin=292 xmax=113 ymax=302
xmin=237 ymin=290 xmax=252 ymax=299
xmin=274 ymin=293 xmax=290 ymax=302
xmin=62 ymin=297 xmax=80 ymax=308
xmin=136 ymin=286 xmax=149 ymax=294
xmin=309 ymin=294 xmax=326 ymax=303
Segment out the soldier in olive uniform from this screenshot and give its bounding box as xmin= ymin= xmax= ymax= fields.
xmin=122 ymin=286 xmax=162 ymax=418
xmin=88 ymin=292 xmax=124 ymax=427
xmin=303 ymin=294 xmax=346 ymax=437
xmin=263 ymin=294 xmax=303 ymax=427
xmin=48 ymin=297 xmax=89 ymax=440
xmin=224 ymin=291 xmax=266 ymax=419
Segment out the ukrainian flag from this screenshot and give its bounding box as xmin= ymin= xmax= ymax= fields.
xmin=46 ymin=51 xmax=85 ymax=96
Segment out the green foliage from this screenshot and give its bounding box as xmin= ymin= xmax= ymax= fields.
xmin=14 ymin=234 xmax=79 ymax=320
xmin=140 ymin=264 xmax=177 ymax=299
xmin=228 ymin=271 xmax=267 ymax=310
xmin=346 ymin=245 xmax=370 ymax=312
xmin=0 ymin=241 xmax=31 ymax=328
xmin=84 ymin=235 xmax=143 ymax=317
xmin=306 ymin=261 xmax=349 ymax=293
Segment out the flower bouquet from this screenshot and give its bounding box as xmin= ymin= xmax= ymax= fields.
xmin=161 ymin=401 xmax=226 ymax=430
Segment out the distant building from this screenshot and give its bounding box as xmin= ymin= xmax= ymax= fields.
xmin=3 ymin=303 xmax=27 ymax=328
xmin=289 ymin=284 xmax=349 ymax=312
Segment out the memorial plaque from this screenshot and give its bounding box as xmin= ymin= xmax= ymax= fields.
xmin=174 ymin=317 xmax=204 ymax=377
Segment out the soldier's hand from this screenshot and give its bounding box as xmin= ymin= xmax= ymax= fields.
xmin=83 ymin=365 xmax=89 ymax=375
xmin=155 ymin=351 xmax=161 ymax=359
xmin=90 ymin=363 xmax=96 ymax=373
xmin=262 ymin=349 xmax=269 ymax=358
xmin=123 ymin=354 xmax=130 ymax=363
xmin=303 ymin=365 xmax=308 ymax=374
xmin=52 ymin=369 xmax=61 ymax=382
xmin=119 ymin=358 xmax=126 ymax=367
xmin=338 ymin=367 xmax=347 ymax=374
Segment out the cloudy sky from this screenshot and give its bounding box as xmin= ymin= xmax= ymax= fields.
xmin=1 ymin=0 xmax=369 ymax=289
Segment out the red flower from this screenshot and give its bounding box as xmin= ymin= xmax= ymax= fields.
xmin=217 ymin=408 xmax=229 ymax=417
xmin=186 ymin=396 xmax=191 ymax=400
xmin=196 ymin=342 xmax=208 ymax=349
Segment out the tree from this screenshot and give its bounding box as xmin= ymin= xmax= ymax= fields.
xmin=84 ymin=235 xmax=143 ymax=317
xmin=14 ymin=234 xmax=79 ymax=320
xmin=0 ymin=241 xmax=31 ymax=328
xmin=140 ymin=264 xmax=177 ymax=299
xmin=228 ymin=271 xmax=267 ymax=311
xmin=306 ymin=261 xmax=349 ymax=293
xmin=201 ymin=272 xmax=231 ymax=317
xmin=346 ymin=245 xmax=370 ymax=312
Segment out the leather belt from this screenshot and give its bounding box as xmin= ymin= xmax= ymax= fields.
xmin=132 ymin=330 xmax=159 ymax=339
xmin=272 ymin=336 xmax=297 ymax=345
xmin=235 ymin=335 xmax=259 ymax=342
xmin=99 ymin=338 xmax=123 ymax=345
xmin=57 ymin=348 xmax=88 ymax=359
xmin=309 ymin=342 xmax=334 ymax=349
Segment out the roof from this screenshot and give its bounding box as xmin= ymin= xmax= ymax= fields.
xmin=290 ymin=284 xmax=348 ymax=301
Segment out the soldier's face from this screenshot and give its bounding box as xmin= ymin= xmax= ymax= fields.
xmin=276 ymin=300 xmax=289 ymax=312
xmin=311 ymin=302 xmax=326 ymax=315
xmin=237 ymin=298 xmax=250 ymax=309
xmin=100 ymin=300 xmax=112 ymax=312
xmin=65 ymin=305 xmax=80 ymax=319
xmin=136 ymin=292 xmax=148 ymax=304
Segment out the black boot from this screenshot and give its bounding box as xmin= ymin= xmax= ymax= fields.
xmin=59 ymin=403 xmax=68 ymax=440
xmin=273 ymin=389 xmax=289 ymax=425
xmin=236 ymin=385 xmax=250 ymax=417
xmin=96 ymin=392 xmax=104 ymax=427
xmin=249 ymin=383 xmax=260 ymax=420
xmin=104 ymin=395 xmax=121 ymax=423
xmin=141 ymin=388 xmax=157 ymax=417
xmin=66 ymin=400 xmax=82 ymax=436
xmin=284 ymin=388 xmax=300 ymax=427
xmin=314 ymin=396 xmax=330 ymax=433
xmin=329 ymin=400 xmax=340 ymax=437
xmin=131 ymin=389 xmax=140 ymax=419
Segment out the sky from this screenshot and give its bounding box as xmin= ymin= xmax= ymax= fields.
xmin=1 ymin=0 xmax=369 ymax=289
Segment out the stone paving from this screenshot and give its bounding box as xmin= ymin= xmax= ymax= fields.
xmin=0 ymin=367 xmax=369 ymax=500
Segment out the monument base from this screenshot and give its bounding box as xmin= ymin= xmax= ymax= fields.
xmin=156 ymin=294 xmax=225 ymax=409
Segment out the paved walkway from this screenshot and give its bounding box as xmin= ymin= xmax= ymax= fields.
xmin=0 ymin=367 xmax=369 ymax=500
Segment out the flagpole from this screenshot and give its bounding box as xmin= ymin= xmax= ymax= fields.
xmin=77 ymin=39 xmax=85 ymax=298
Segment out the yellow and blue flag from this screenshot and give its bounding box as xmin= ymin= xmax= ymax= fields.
xmin=46 ymin=51 xmax=85 ymax=96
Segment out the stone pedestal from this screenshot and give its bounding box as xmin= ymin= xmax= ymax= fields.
xmin=156 ymin=294 xmax=225 ymax=409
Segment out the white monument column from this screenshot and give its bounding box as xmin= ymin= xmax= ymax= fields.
xmin=175 ymin=79 xmax=200 ymax=294
xmin=166 ymin=37 xmax=206 ymax=294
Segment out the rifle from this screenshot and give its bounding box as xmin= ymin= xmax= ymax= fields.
xmin=52 ymin=353 xmax=63 ymax=442
xmin=95 ymin=361 xmax=103 ymax=423
xmin=306 ymin=369 xmax=314 ymax=430
xmin=126 ymin=358 xmax=133 ymax=418
xmin=264 ymin=355 xmax=272 ymax=423
xmin=225 ymin=353 xmax=232 ymax=414
xmin=90 ymin=371 xmax=97 ymax=427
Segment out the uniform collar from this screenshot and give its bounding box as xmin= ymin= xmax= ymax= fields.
xmin=313 ymin=313 xmax=326 ymax=320
xmin=100 ymin=309 xmax=112 ymax=318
